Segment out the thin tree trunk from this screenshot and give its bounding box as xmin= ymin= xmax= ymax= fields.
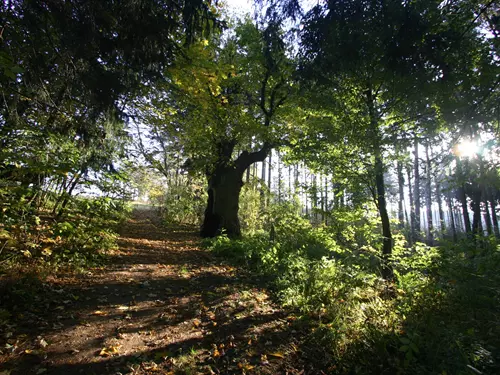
xmin=425 ymin=141 xmax=434 ymax=245
xmin=456 ymin=158 xmax=472 ymax=234
xmin=446 ymin=192 xmax=457 ymax=241
xmin=406 ymin=165 xmax=416 ymax=244
xmin=267 ymin=153 xmax=272 ymax=190
xmin=471 ymin=188 xmax=482 ymax=236
xmin=490 ymin=197 xmax=499 ymax=238
xmin=260 ymin=159 xmax=266 ymax=208
xmin=288 ymin=165 xmax=292 ymax=198
xmin=367 ymin=89 xmax=393 ymax=280
xmin=414 ymin=137 xmax=421 ymax=238
xmin=267 ymin=153 xmax=272 ymax=206
xmin=483 ymin=198 xmax=493 ymax=236
xmin=324 ymin=176 xmax=329 ymax=225
xmin=277 ymin=151 xmax=282 ymax=202
xmin=436 ymin=179 xmax=446 ymax=233
xmin=396 ymin=160 xmax=405 ymax=229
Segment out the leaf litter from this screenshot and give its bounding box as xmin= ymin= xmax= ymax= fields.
xmin=0 ymin=208 xmax=309 ymax=374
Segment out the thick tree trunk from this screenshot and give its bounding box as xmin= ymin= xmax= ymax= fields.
xmin=201 ymin=141 xmax=271 ymax=238
xmin=201 ymin=167 xmax=244 ymax=238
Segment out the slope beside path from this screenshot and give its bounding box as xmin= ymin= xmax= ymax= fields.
xmin=0 ymin=207 xmax=309 ymax=375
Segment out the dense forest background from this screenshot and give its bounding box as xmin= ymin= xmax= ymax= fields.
xmin=1 ymin=0 xmax=499 ymax=374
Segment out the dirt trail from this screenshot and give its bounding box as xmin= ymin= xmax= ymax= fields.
xmin=1 ymin=207 xmax=308 ymax=375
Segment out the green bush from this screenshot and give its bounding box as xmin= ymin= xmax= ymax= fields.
xmin=205 ymin=202 xmax=500 ymax=374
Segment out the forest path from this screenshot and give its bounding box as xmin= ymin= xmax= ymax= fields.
xmin=1 ymin=206 xmax=306 ymax=375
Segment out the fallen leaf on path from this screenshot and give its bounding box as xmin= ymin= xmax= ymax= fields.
xmin=260 ymin=354 xmax=269 ymax=365
xmin=91 ymin=310 xmax=107 ymax=316
xmin=99 ymin=344 xmax=121 ymax=357
xmin=238 ymin=362 xmax=255 ymax=371
xmin=38 ymin=338 xmax=48 ymax=348
xmin=269 ymin=352 xmax=285 ymax=358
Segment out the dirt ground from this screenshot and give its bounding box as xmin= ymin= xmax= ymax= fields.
xmin=0 ymin=207 xmax=318 ymax=375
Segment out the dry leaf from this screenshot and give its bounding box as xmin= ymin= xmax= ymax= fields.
xmin=91 ymin=310 xmax=107 ymax=316
xmin=238 ymin=362 xmax=255 ymax=370
xmin=99 ymin=345 xmax=121 ymax=357
xmin=193 ymin=319 xmax=201 ymax=328
xmin=269 ymin=352 xmax=284 ymax=358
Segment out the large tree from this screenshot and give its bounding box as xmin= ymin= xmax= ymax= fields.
xmin=136 ymin=19 xmax=293 ymax=237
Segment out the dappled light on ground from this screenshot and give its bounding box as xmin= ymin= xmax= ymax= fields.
xmin=0 ymin=208 xmax=307 ymax=375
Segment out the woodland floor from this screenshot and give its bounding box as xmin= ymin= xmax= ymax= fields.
xmin=0 ymin=207 xmax=316 ymax=375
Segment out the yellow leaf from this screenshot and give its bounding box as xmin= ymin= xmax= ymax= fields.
xmin=237 ymin=362 xmax=255 ymax=370
xmin=41 ymin=247 xmax=52 ymax=256
xmin=269 ymin=352 xmax=284 ymax=358
xmin=91 ymin=310 xmax=107 ymax=316
xmin=193 ymin=319 xmax=201 ymax=328
xmin=99 ymin=345 xmax=121 ymax=357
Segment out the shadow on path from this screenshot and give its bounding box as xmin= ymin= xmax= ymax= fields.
xmin=0 ymin=207 xmax=308 ymax=375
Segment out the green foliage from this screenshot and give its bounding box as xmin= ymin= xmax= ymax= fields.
xmin=147 ymin=175 xmax=206 ymax=226
xmin=206 ymin=202 xmax=500 ymax=374
xmin=0 ymin=195 xmax=131 ymax=271
xmin=238 ymin=178 xmax=263 ymax=233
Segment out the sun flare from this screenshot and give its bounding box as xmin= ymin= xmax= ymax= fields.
xmin=454 ymin=140 xmax=478 ymax=158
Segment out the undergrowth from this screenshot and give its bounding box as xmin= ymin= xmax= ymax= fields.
xmin=205 ymin=203 xmax=500 ymax=374
xmin=0 ymin=195 xmax=131 ymax=275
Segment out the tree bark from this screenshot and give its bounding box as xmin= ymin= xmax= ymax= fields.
xmin=201 ymin=141 xmax=271 ymax=238
xmin=425 ymin=141 xmax=434 ymax=245
xmin=406 ymin=165 xmax=416 ymax=244
xmin=456 ymin=158 xmax=472 ymax=234
xmin=446 ymin=191 xmax=457 ymax=242
xmin=396 ymin=160 xmax=405 ymax=229
xmin=435 ymin=179 xmax=446 ymax=233
xmin=414 ymin=137 xmax=421 ymax=239
xmin=366 ymin=89 xmax=393 ymax=280
xmin=201 ymin=167 xmax=244 ymax=238
xmin=483 ymin=198 xmax=493 ymax=236
xmin=490 ymin=197 xmax=499 ymax=238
